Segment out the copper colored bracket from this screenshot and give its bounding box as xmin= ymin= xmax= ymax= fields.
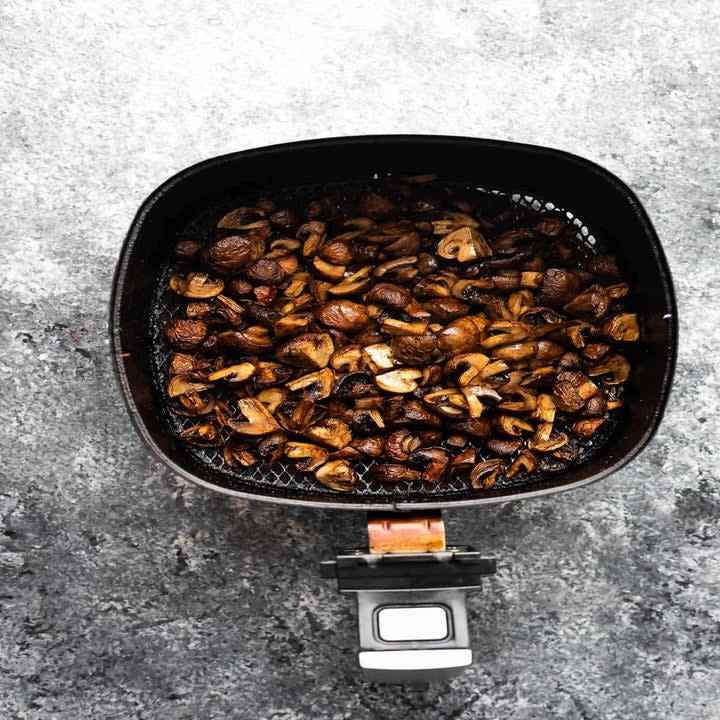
xmin=367 ymin=511 xmax=446 ymax=554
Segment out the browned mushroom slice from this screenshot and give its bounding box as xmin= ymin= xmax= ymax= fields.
xmin=581 ymin=343 xmax=612 ymax=362
xmin=297 ymin=220 xmax=327 ymax=257
xmin=335 ymin=372 xmax=377 ymax=399
xmin=379 ymin=318 xmax=428 ymax=337
xmin=537 ymin=268 xmax=582 ymax=306
xmin=469 ymin=459 xmax=503 ymax=490
xmin=244 ymin=258 xmax=288 ymax=285
xmin=366 ymin=283 xmax=412 ymax=309
xmin=603 ymin=313 xmax=640 ymax=341
xmin=351 ymin=435 xmax=385 ymax=457
xmin=328 ymin=266 xmax=373 ymax=296
xmin=528 ymin=429 xmax=569 ymax=452
xmin=286 ymin=368 xmax=335 ymax=400
xmin=318 ymin=239 xmax=354 ymax=265
xmin=564 ymin=284 xmax=611 ymax=319
xmin=437 ymin=227 xmax=492 ymax=262
xmin=390 ymin=334 xmax=438 ymax=366
xmin=573 ymin=418 xmax=608 ymax=438
xmin=493 ymin=341 xmax=538 ymax=362
xmin=226 ymin=398 xmax=281 ymax=436
xmin=170 ymin=272 xmax=225 ymax=299
xmin=315 ymin=459 xmax=356 ymax=491
xmin=254 ymin=361 xmax=295 ymax=387
xmin=368 ymin=464 xmax=421 ymax=483
xmin=216 ymin=206 xmax=264 ymax=229
xmin=255 ymin=388 xmax=288 ymax=414
xmin=274 ymin=312 xmax=312 ymax=338
xmin=223 ymin=443 xmax=258 ymax=467
xmin=448 ymin=448 xmax=477 ymax=474
xmin=275 ymin=332 xmax=335 ymax=369
xmin=385 ymin=429 xmax=423 ymax=462
xmin=444 ymin=353 xmax=491 ymax=386
xmin=498 ymin=387 xmax=537 ymax=413
xmin=312 ymin=256 xmax=347 ymax=281
xmin=305 ymin=419 xmax=352 ymax=449
xmin=373 ymin=256 xmax=418 ymax=279
xmin=175 ymin=392 xmax=216 ymax=416
xmin=437 ymin=317 xmax=482 ymax=356
xmin=421 ymin=298 xmax=470 ymax=321
xmin=408 ymin=448 xmax=449 ymax=483
xmin=169 ymin=352 xmax=204 ymax=376
xmin=583 ymin=395 xmax=607 ymax=417
xmin=553 ymin=371 xmax=599 ymax=411
xmin=255 ymin=431 xmax=288 ymax=467
xmin=285 ymin=442 xmax=330 ymax=471
xmin=486 ymin=438 xmax=522 ymax=457
xmin=494 ymin=415 xmax=534 ymax=437
xmin=420 ymin=388 xmax=465 ymax=418
xmin=395 ymin=399 xmax=442 ymax=426
xmin=214 ymin=294 xmax=245 ymax=324
xmin=207 ymin=362 xmax=256 ymax=384
xmin=168 ymin=375 xmax=215 ymax=398
xmin=316 ymin=300 xmax=370 ymax=332
xmin=414 ymin=275 xmax=454 ymax=299
xmin=164 ymin=318 xmax=208 ymax=350
xmin=520 ymin=271 xmax=544 ymax=289
xmin=534 ymin=393 xmax=556 ymax=423
xmin=180 ymin=421 xmax=222 ymax=447
xmin=217 ymin=326 xmax=273 ymax=354
xmin=361 ymin=343 xmax=394 ymax=373
xmin=345 ymin=407 xmax=385 ymax=434
xmin=375 ymin=368 xmax=423 ymax=394
xmin=506 ymin=450 xmax=538 ymax=478
xmin=202 ymin=234 xmax=265 ymax=275
xmin=461 ymin=385 xmax=501 ymax=418
xmin=330 ymin=344 xmax=363 ymax=372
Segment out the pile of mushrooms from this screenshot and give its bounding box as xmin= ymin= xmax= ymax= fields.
xmin=163 ymin=176 xmax=639 ymax=492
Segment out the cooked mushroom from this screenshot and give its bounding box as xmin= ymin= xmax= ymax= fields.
xmin=391 ymin=334 xmax=438 ymax=366
xmin=361 ymin=343 xmax=395 ymax=373
xmin=327 ymin=266 xmax=373 ymax=296
xmin=506 ymin=450 xmax=538 ymax=478
xmin=180 ymin=421 xmax=222 ymax=447
xmin=573 ymin=418 xmax=608 ymax=438
xmin=316 ymin=300 xmax=370 ymax=332
xmin=564 ymin=284 xmax=611 ymax=319
xmin=285 ymin=442 xmax=329 ymax=471
xmin=437 ymin=227 xmax=492 ymax=262
xmin=408 ymin=448 xmax=449 ymax=483
xmin=366 ymin=283 xmax=412 ymax=309
xmin=207 ymin=362 xmax=256 ymax=384
xmin=553 ymin=371 xmax=599 ymax=410
xmin=587 ymin=354 xmax=631 ymax=384
xmin=422 ymin=388 xmax=467 ymax=418
xmin=226 ymin=398 xmax=281 ymax=436
xmin=223 ymin=443 xmax=258 ymax=467
xmin=486 ymin=438 xmax=522 ymax=456
xmin=164 ymin=318 xmax=208 ymax=349
xmin=315 ymin=459 xmax=356 ymax=491
xmin=437 ymin=317 xmax=482 ymax=356
xmin=368 ymin=464 xmax=421 ymax=483
xmin=469 ymin=459 xmax=503 ymax=490
xmin=494 ymin=415 xmax=534 ymax=436
xmin=305 ymin=419 xmax=352 ymax=449
xmin=385 ymin=429 xmax=422 ymax=461
xmin=217 ymin=326 xmax=273 ymax=354
xmin=298 ymin=220 xmax=327 ymax=257
xmin=202 ymin=234 xmax=265 ymax=275
xmin=275 ymin=333 xmax=334 ymax=369
xmin=537 ymin=269 xmax=582 ymax=306
xmin=334 ymin=372 xmax=376 ymax=399
xmin=170 ymin=272 xmax=225 ymax=299
xmin=603 ymin=313 xmax=640 ymax=342
xmin=286 ymin=368 xmax=335 ymax=400
xmin=448 ymin=448 xmax=477 ymax=474
xmin=375 ymin=368 xmax=422 ymax=394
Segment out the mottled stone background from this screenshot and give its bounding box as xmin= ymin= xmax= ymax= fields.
xmin=1 ymin=1 xmax=719 ymax=718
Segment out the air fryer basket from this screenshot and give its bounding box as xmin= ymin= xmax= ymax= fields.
xmin=112 ymin=136 xmax=677 ymax=510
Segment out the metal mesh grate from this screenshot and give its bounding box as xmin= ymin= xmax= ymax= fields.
xmin=149 ymin=179 xmax=615 ymax=500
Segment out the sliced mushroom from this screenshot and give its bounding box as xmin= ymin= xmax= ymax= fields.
xmin=286 ymin=368 xmax=335 ymax=400
xmin=223 ymin=443 xmax=258 ymax=467
xmin=437 ymin=317 xmax=482 ymax=356
xmin=408 ymin=448 xmax=449 ymax=483
xmin=506 ymin=450 xmax=538 ymax=478
xmin=498 ymin=387 xmax=537 ymax=413
xmin=274 ymin=312 xmax=313 ymax=338
xmin=486 ymin=438 xmax=522 ymax=457
xmin=573 ymin=418 xmax=608 ymax=438
xmin=444 ymin=353 xmax=491 ymax=386
xmin=368 ymin=464 xmax=421 ymax=483
xmin=167 ymin=375 xmax=214 ymax=398
xmin=553 ymin=371 xmax=599 ymax=410
xmin=587 ymin=355 xmax=630 ymax=386
xmin=226 ymin=398 xmax=281 ymax=436
xmin=174 ymin=392 xmax=216 ymax=417
xmin=564 ymin=284 xmax=611 ymax=319
xmin=351 ymin=436 xmax=385 ymax=457
xmin=448 ymin=448 xmax=477 ymax=474
xmin=380 ymin=318 xmax=429 ymax=336
xmin=335 ymin=372 xmax=376 ymax=399
xmin=494 ymin=415 xmax=534 ymax=437
xmin=285 ymin=442 xmax=329 ymax=471
xmin=315 ymin=459 xmax=356 ymax=491
xmin=327 ymin=266 xmax=373 ymax=296
xmin=170 ymin=272 xmax=224 ymax=299
xmin=391 ymin=334 xmax=438 ymax=366
xmin=375 ymin=368 xmax=422 ymax=394
xmin=469 ymin=459 xmax=503 ymax=490
xmin=345 ymin=407 xmax=385 ymax=434
xmin=305 ymin=419 xmax=352 ymax=449
xmin=297 ymin=220 xmax=327 ymax=257
xmin=312 ymin=256 xmax=346 ymax=281
xmin=164 ymin=318 xmax=208 ymax=349
xmin=330 ymin=345 xmax=363 ymax=372
xmin=362 ymin=343 xmax=395 ymax=373
xmin=317 ymin=300 xmax=370 ymax=332
xmin=493 ymin=341 xmax=538 ymax=362
xmin=202 ymin=234 xmax=265 ymax=275
xmin=385 ymin=429 xmax=422 ymax=461
xmin=207 ymin=362 xmax=256 ymax=384
xmin=366 ymin=283 xmax=412 ymax=309
xmin=217 ymin=326 xmax=273 ymax=354
xmin=180 ymin=421 xmax=222 ymax=447
xmin=603 ymin=313 xmax=640 ymax=342
xmin=255 ymin=388 xmax=288 ymax=414
xmin=422 ymin=388 xmax=467 ymax=418
xmin=275 ymin=333 xmax=335 ymax=369
xmin=437 ymin=227 xmax=492 ymax=262
xmin=254 ymin=360 xmax=295 ymax=387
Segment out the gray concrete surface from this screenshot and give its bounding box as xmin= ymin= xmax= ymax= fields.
xmin=1 ymin=1 xmax=719 ymax=718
